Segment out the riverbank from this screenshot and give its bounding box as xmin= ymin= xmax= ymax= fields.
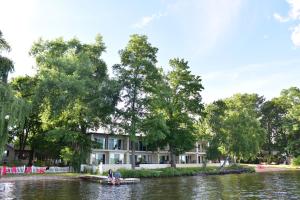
xmin=0 ymin=166 xmax=254 ymax=181
xmin=242 ymin=164 xmax=300 ymax=173
xmin=0 ymin=173 xmax=80 ymax=182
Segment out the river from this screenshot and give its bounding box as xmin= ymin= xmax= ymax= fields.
xmin=1 ymin=171 xmax=300 ymax=199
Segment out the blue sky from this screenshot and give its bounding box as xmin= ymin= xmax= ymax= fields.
xmin=0 ymin=0 xmax=300 ymax=103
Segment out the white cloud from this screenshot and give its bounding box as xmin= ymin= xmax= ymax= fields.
xmin=287 ymin=0 xmax=300 ymax=20
xmin=273 ymin=13 xmax=289 ymax=22
xmin=133 ymin=12 xmax=166 ymax=29
xmin=291 ymin=24 xmax=300 ymax=46
xmin=273 ymin=0 xmax=300 ymax=47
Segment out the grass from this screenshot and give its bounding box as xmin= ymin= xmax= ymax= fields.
xmin=107 ymin=165 xmax=255 ymax=178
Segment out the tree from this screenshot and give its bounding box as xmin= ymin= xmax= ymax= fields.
xmin=0 ymin=31 xmax=24 ymax=154
xmin=144 ymin=58 xmax=204 ymax=167
xmin=9 ymin=76 xmax=42 ymax=164
xmin=30 ymin=35 xmax=119 ymax=170
xmin=0 ymin=30 xmax=10 ymax=50
xmin=261 ymin=99 xmax=287 ymax=158
xmin=278 ymin=87 xmax=300 ymax=157
xmin=113 ymin=34 xmax=161 ymax=169
xmin=204 ymin=94 xmax=265 ymax=163
xmin=0 ymin=30 xmax=14 ymax=84
xmin=200 ymin=100 xmax=227 ymax=161
xmin=0 ymin=84 xmax=14 ymax=154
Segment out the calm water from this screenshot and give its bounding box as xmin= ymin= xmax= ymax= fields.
xmin=1 ymin=171 xmax=300 ymax=200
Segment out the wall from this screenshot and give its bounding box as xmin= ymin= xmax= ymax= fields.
xmin=138 ymin=164 xmax=170 ymax=169
xmin=102 ymin=164 xmax=132 ymax=171
xmin=176 ymin=163 xmax=204 ymax=168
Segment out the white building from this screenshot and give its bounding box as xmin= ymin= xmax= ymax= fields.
xmin=89 ymin=133 xmax=207 ymax=166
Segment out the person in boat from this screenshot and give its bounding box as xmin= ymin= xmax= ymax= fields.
xmin=107 ymin=169 xmax=115 ymax=184
xmin=114 ymin=171 xmax=122 ymax=185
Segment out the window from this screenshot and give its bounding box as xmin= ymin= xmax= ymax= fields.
xmin=109 ymin=153 xmax=124 ymax=164
xmin=159 ymin=155 xmax=169 ymax=164
xmin=108 ymin=138 xmax=122 ymax=150
xmin=131 ymin=141 xmax=147 ymax=151
xmin=93 ymin=137 xmax=105 ymax=149
xmin=96 ymin=153 xmax=105 ymax=164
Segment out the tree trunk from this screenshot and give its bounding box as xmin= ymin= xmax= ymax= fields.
xmin=28 ymin=147 xmax=34 ymax=166
xmin=170 ymin=148 xmax=176 ymax=168
xmin=220 ymin=155 xmax=229 ymax=168
xmin=131 ymin=140 xmax=136 ymax=169
xmin=18 ymin=129 xmax=28 ymax=160
xmin=130 ymin=73 xmax=138 ymax=170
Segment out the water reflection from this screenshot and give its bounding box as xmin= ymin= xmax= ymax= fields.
xmin=0 ymin=171 xmax=299 ymax=200
xmin=0 ymin=182 xmax=16 ymax=200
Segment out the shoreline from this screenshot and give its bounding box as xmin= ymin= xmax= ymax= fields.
xmin=1 ymin=165 xmax=299 ymax=182
xmin=244 ymin=164 xmax=300 ymax=173
xmin=0 ymin=173 xmax=80 ymax=182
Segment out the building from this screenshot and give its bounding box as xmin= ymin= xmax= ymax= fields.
xmin=89 ymin=133 xmax=207 ymax=165
xmin=1 ymin=144 xmax=34 ymax=165
xmin=1 ymin=144 xmax=15 ymax=164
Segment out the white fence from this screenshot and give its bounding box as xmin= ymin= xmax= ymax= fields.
xmin=47 ymin=166 xmax=71 ymax=173
xmin=176 ymin=164 xmax=204 ymax=168
xmin=138 ymin=164 xmax=170 ymax=169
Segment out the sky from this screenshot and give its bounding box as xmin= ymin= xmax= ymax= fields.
xmin=0 ymin=0 xmax=300 ymax=103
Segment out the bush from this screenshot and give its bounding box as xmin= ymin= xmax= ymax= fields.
xmin=292 ymin=156 xmax=300 ymax=166
xmin=109 ymin=166 xmax=253 ymax=178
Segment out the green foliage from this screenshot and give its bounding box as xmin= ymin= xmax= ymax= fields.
xmin=114 ymin=166 xmax=253 ymax=178
xmin=279 ymin=87 xmax=300 ymax=157
xmin=261 ymin=99 xmax=287 ymax=155
xmin=0 ymin=83 xmax=30 ymax=154
xmin=31 ymin=35 xmax=118 ymax=132
xmin=113 ymin=34 xmax=161 ymax=168
xmin=204 ymin=94 xmax=265 ymax=161
xmin=0 ymin=56 xmax=14 ymax=83
xmin=0 ymin=30 xmax=13 ymax=83
xmin=292 ymin=156 xmax=300 ymax=166
xmin=0 ymin=30 xmax=11 ymax=51
xmin=143 ymin=58 xmax=205 ymax=167
xmin=33 ymin=129 xmax=91 ymax=171
xmin=60 ymin=147 xmax=73 ymax=165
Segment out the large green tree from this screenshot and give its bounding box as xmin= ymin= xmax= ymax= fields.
xmin=278 ymin=87 xmax=300 ymax=157
xmin=113 ymin=34 xmax=162 ymax=169
xmin=30 ymin=35 xmax=119 ymax=170
xmin=261 ymin=99 xmax=287 ymax=158
xmin=200 ymin=100 xmax=227 ymax=161
xmin=144 ymin=58 xmax=204 ymax=167
xmin=204 ymin=94 xmax=265 ymax=163
xmin=0 ymin=30 xmax=23 ymax=155
xmin=9 ymin=76 xmax=42 ymax=164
